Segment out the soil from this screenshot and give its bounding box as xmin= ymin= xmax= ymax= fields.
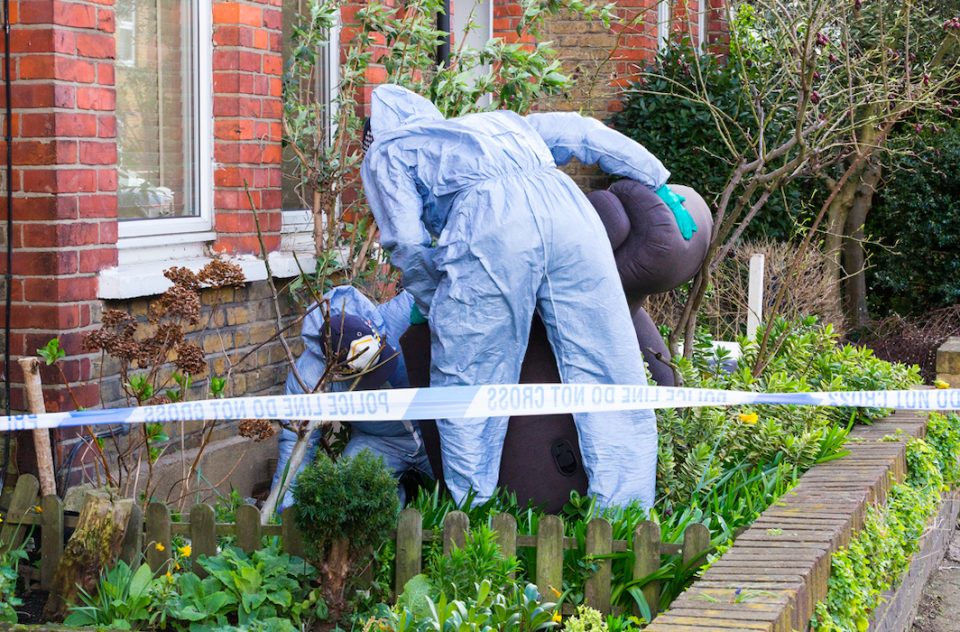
xmin=15 ymin=589 xmax=49 ymax=625
xmin=913 ymin=529 xmax=960 ymax=632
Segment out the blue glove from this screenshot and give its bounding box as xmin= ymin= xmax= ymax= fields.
xmin=410 ymin=302 xmax=428 ymax=325
xmin=655 ymin=184 xmax=697 ymax=240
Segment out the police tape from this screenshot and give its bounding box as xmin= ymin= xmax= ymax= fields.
xmin=0 ymin=384 xmax=958 ymax=432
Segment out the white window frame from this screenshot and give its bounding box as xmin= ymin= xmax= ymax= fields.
xmin=116 ymin=0 xmax=214 ymax=245
xmin=656 ymin=0 xmax=671 ymax=51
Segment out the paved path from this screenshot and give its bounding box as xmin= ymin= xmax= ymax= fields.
xmin=913 ymin=528 xmax=960 ymax=632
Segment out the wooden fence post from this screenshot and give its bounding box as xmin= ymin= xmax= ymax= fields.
xmin=536 ymin=515 xmax=564 ymax=600
xmin=443 ymin=511 xmax=469 ymax=557
xmin=0 ymin=474 xmax=40 ymax=555
xmin=19 ymin=358 xmax=56 ymax=497
xmin=190 ymin=504 xmax=216 ymax=578
xmin=395 ymin=508 xmax=423 ymax=597
xmin=492 ymin=513 xmax=517 ymax=579
xmin=281 ymin=507 xmax=307 ymax=558
xmin=682 ymin=523 xmax=711 ymax=570
xmin=40 ymin=494 xmax=63 ymax=590
xmin=633 ymin=520 xmax=661 ymax=620
xmin=584 ymin=518 xmax=612 ymax=614
xmin=120 ymin=503 xmax=143 ymax=568
xmin=145 ymin=502 xmax=172 ymax=574
xmin=236 ymin=504 xmax=262 ymax=552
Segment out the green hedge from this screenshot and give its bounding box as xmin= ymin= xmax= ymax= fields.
xmin=865 ymin=123 xmax=960 ymax=316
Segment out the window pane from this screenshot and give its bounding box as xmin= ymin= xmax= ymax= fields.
xmin=281 ymin=0 xmax=331 ymax=212
xmin=115 ymin=0 xmax=198 ymax=220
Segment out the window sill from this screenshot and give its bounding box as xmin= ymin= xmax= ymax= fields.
xmin=97 ymin=251 xmax=311 ymax=300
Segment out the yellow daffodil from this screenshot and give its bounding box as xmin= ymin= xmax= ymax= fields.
xmin=552 ymin=612 xmax=562 ymax=623
xmin=35 ymin=505 xmax=42 ymax=513
xmin=935 ymin=379 xmax=950 ymax=389
xmin=180 ymin=545 xmax=192 ymax=557
xmin=738 ymin=412 xmax=759 ymax=425
xmin=155 ymin=542 xmax=165 ymax=552
xmin=550 ymin=587 xmax=562 ymax=598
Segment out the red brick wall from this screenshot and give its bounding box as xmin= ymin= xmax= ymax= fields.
xmin=1 ymin=0 xmax=118 ymax=412
xmin=211 ymin=0 xmax=284 ymax=255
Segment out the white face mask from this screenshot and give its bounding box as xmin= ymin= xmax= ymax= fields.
xmin=347 ymin=334 xmax=382 ymax=372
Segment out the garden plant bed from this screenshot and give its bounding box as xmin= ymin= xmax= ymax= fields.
xmin=648 ymin=409 xmax=951 ymax=632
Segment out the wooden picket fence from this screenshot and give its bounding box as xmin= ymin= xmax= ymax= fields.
xmin=1 ymin=474 xmax=712 ymax=617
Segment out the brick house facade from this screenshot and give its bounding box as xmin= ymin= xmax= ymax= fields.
xmin=0 ymin=0 xmax=724 ymax=496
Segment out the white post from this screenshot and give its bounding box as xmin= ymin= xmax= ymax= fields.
xmin=747 ymin=253 xmax=765 ymax=340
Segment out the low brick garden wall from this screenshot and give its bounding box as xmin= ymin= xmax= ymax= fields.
xmin=647 ymin=409 xmax=953 ymax=632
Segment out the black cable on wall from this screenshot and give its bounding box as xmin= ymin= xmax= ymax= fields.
xmin=1 ymin=0 xmax=14 ymax=491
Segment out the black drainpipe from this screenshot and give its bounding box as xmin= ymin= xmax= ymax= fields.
xmin=1 ymin=0 xmax=13 ymax=491
xmin=437 ymin=0 xmax=451 ymax=67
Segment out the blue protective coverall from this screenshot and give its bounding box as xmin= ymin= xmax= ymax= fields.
xmin=361 ymin=84 xmax=669 ymax=508
xmin=271 ymin=285 xmax=433 ymax=510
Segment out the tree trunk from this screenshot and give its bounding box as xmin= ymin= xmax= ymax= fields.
xmin=320 ymin=538 xmax=354 ymax=625
xmin=823 ymin=176 xmax=859 ymax=285
xmin=842 ymin=160 xmax=881 ymax=327
xmin=43 ymin=490 xmax=134 ymax=622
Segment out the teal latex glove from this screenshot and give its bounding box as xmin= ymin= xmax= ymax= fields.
xmin=655 ymin=184 xmax=697 ymax=240
xmin=410 ymin=302 xmax=428 ymax=325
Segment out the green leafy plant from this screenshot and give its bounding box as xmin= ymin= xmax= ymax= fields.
xmin=194 ymin=545 xmax=316 ymax=628
xmin=64 ymin=560 xmax=160 ymax=630
xmin=426 ymin=523 xmax=523 ymax=600
xmin=293 ymin=449 xmax=400 ymax=623
xmin=368 ymin=578 xmax=559 ymax=632
xmin=0 ymin=531 xmax=28 ymax=623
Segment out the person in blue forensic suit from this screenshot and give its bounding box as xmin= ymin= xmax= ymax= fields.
xmin=360 ymin=84 xmax=695 ymax=509
xmin=270 ymin=285 xmax=433 ymax=511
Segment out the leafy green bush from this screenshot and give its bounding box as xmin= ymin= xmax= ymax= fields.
xmin=811 ymin=413 xmax=960 ymax=632
xmin=865 ymin=122 xmax=960 ymax=316
xmin=292 ymin=449 xmax=400 ymax=622
xmin=64 ymin=546 xmax=315 ymax=632
xmin=425 ymin=524 xmax=522 ymax=601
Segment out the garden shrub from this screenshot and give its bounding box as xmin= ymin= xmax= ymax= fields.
xmin=811 ymin=412 xmax=960 ymax=632
xmin=63 ymin=545 xmax=315 ymax=632
xmin=292 ymin=449 xmax=400 ymax=623
xmin=866 ymin=121 xmax=960 ymax=316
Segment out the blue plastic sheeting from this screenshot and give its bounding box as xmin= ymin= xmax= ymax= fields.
xmin=361 ymin=84 xmax=668 ymax=508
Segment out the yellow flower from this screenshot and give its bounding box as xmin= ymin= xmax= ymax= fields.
xmin=738 ymin=412 xmax=759 ymax=425
xmin=34 ymin=505 xmax=43 ymax=513
xmin=935 ymin=379 xmax=950 ymax=389
xmin=155 ymin=542 xmax=165 ymax=552
xmin=166 ymin=572 xmax=172 ymax=579
xmin=0 ymin=515 xmax=4 ymax=523
xmin=180 ymin=545 xmax=192 ymax=557
xmin=550 ymin=587 xmax=562 ymax=598
xmin=175 ymin=563 xmax=181 ymax=570
xmin=552 ymin=612 xmax=562 ymax=623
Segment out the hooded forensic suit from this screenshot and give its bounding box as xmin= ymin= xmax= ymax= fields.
xmin=361 ymin=84 xmax=670 ymax=508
